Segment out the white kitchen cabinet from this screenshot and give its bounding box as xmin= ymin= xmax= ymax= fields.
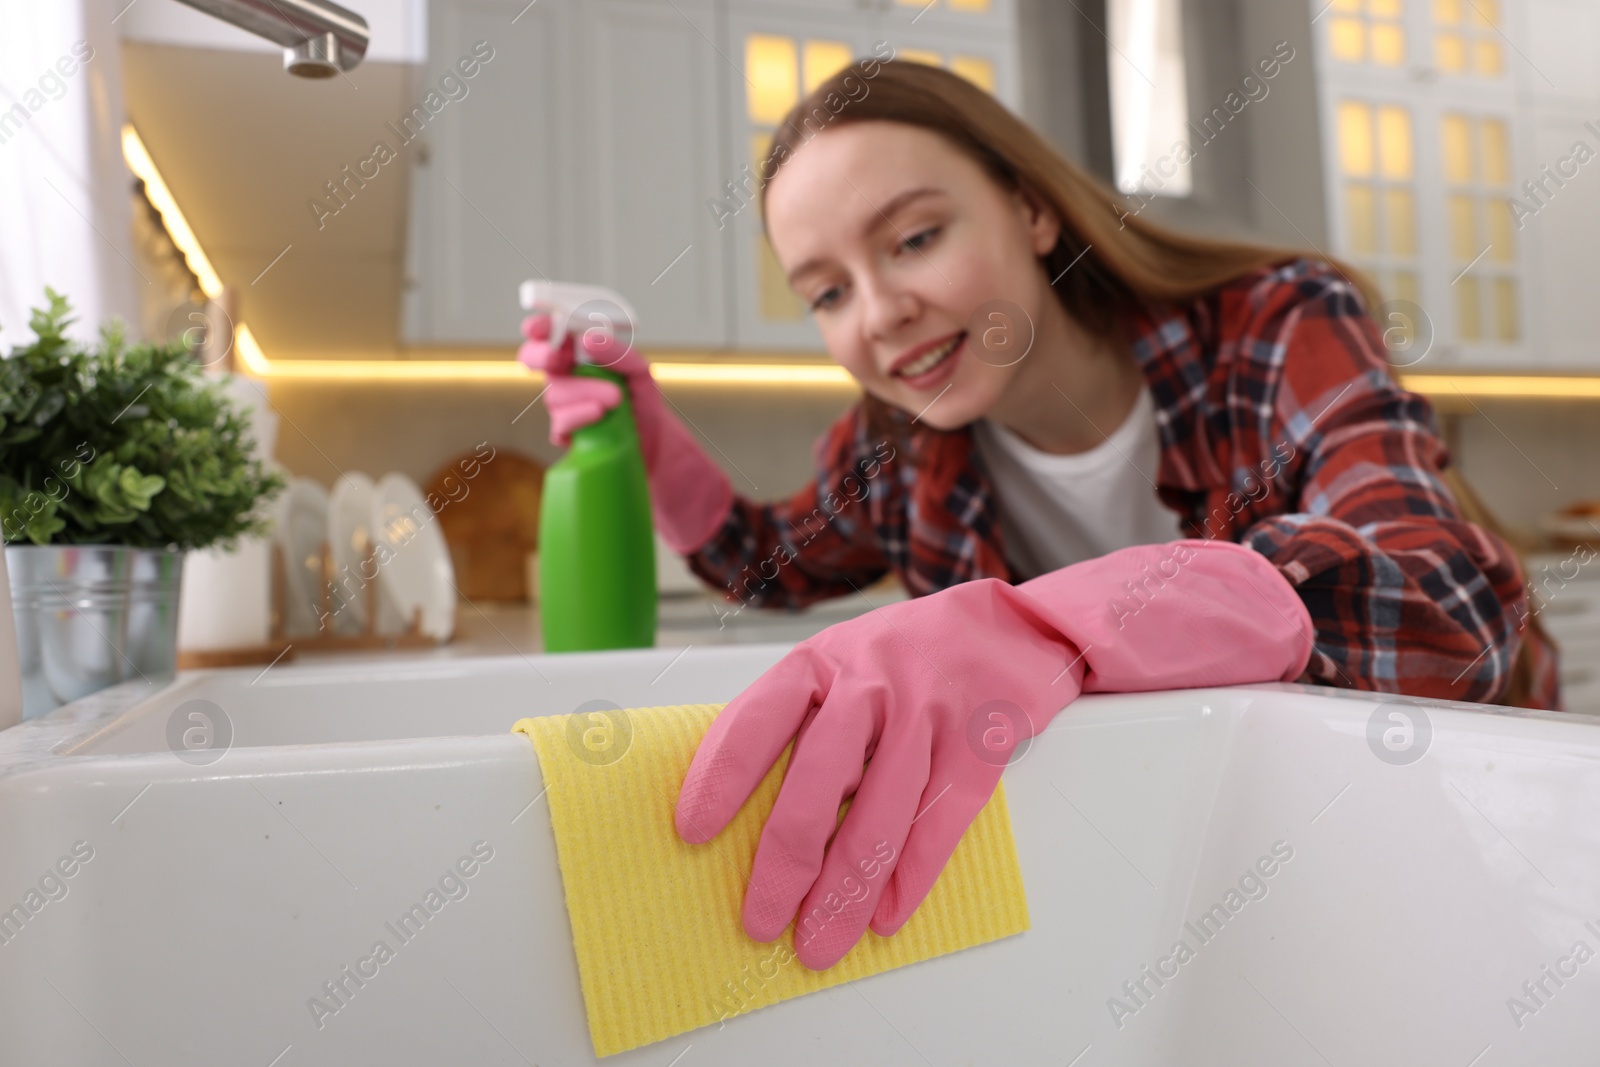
xmin=406 ymin=0 xmax=1019 ymax=350
xmin=572 ymin=0 xmax=731 ymax=346
xmin=1310 ymin=0 xmax=1600 ymax=370
xmin=1525 ymin=550 xmax=1600 ymax=712
xmin=1311 ymin=0 xmax=1522 ymax=366
xmin=1507 ymin=0 xmax=1600 ymax=368
xmin=404 ymin=0 xmax=743 ymax=347
xmin=408 ymin=0 xmax=728 ymax=348
xmin=1520 ymin=109 xmax=1600 ymax=368
xmin=403 ymin=0 xmax=579 ymax=345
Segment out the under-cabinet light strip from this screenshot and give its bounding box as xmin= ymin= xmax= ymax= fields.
xmin=123 ymin=126 xmax=1600 ymax=397
xmin=121 ymin=124 xmax=225 ymax=299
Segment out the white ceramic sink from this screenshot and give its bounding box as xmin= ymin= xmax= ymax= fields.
xmin=0 ymin=645 xmax=1597 ymax=1066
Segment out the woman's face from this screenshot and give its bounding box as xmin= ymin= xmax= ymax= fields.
xmin=764 ymin=120 xmax=1062 ymax=430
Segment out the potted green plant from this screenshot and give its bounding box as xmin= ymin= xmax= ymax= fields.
xmin=0 ymin=289 xmax=284 ymax=717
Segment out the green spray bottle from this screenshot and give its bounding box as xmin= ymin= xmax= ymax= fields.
xmin=522 ymin=282 xmax=657 ymax=652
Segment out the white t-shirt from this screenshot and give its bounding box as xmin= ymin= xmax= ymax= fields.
xmin=971 ymin=385 xmax=1183 ymax=580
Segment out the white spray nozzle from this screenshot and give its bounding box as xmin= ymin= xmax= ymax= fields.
xmin=519 ymin=281 xmax=638 ymax=357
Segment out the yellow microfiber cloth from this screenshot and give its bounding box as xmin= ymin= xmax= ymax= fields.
xmin=513 ymin=703 xmax=1030 ymax=1058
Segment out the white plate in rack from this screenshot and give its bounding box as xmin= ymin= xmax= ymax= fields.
xmin=371 ymin=472 xmax=456 ymax=641
xmin=271 ymin=478 xmax=330 ymax=637
xmin=327 ymin=472 xmax=385 ymax=634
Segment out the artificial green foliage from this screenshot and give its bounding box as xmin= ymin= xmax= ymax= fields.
xmin=0 ymin=288 xmax=284 ymax=549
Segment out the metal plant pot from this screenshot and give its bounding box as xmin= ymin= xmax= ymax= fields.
xmin=126 ymin=546 xmax=185 ymax=681
xmin=6 ymin=545 xmax=186 ymax=719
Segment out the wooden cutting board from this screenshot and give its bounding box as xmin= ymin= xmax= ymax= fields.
xmin=425 ymin=448 xmax=544 ymax=602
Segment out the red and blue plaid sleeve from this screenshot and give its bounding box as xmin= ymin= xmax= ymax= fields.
xmin=683 ymin=403 xmax=894 ymax=613
xmin=1233 ymin=267 xmax=1548 ymax=706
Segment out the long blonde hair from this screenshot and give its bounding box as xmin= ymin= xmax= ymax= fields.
xmin=754 ymin=61 xmax=1557 ymax=708
xmin=755 ymin=59 xmax=1378 ymax=447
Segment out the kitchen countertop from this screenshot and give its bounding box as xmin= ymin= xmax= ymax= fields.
xmin=292 ymin=574 xmax=909 ymax=665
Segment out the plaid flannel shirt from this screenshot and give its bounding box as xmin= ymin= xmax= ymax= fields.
xmin=684 ymin=258 xmax=1560 ymax=710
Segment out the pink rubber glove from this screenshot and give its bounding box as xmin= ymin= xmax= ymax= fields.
xmin=518 ymin=312 xmax=734 ymax=555
xmin=674 ymin=539 xmax=1314 ymax=970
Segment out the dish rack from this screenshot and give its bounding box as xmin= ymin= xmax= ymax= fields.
xmin=271 ymin=539 xmax=440 ymax=651
xmin=176 ymin=541 xmax=442 ymax=669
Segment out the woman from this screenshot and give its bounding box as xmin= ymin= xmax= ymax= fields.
xmin=520 ymin=60 xmax=1558 ymax=972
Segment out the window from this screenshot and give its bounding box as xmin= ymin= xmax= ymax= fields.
xmin=1107 ymin=0 xmax=1192 ymax=197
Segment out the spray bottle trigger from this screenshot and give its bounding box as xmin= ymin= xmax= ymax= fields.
xmin=519 ymin=280 xmax=568 ymax=349
xmin=518 ymin=281 xmax=638 ymax=362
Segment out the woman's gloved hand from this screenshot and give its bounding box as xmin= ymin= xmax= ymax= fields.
xmin=674 ymin=539 xmax=1314 ymax=970
xmin=518 ymin=313 xmax=733 ymax=555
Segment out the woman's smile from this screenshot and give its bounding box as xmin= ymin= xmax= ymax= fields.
xmin=890 ymin=331 xmax=965 ymax=388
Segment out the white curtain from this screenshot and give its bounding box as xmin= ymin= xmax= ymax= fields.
xmin=0 ymin=0 xmax=139 ymax=347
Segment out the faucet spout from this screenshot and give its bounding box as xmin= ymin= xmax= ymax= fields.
xmin=173 ymin=0 xmax=370 ymax=77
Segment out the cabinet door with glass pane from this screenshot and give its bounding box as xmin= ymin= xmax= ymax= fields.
xmin=1325 ymin=95 xmax=1426 ymax=320
xmin=878 ymin=0 xmax=1019 ymax=109
xmin=1428 ymin=101 xmax=1525 ymax=361
xmin=1315 ymin=0 xmax=1531 ymax=367
xmin=1427 ymin=0 xmax=1528 ymax=363
xmin=721 ymin=7 xmax=883 ymax=349
xmin=721 ymin=1 xmax=1019 ymax=349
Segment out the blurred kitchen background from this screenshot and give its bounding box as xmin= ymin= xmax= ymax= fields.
xmin=5 ymin=0 xmax=1600 ymax=694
